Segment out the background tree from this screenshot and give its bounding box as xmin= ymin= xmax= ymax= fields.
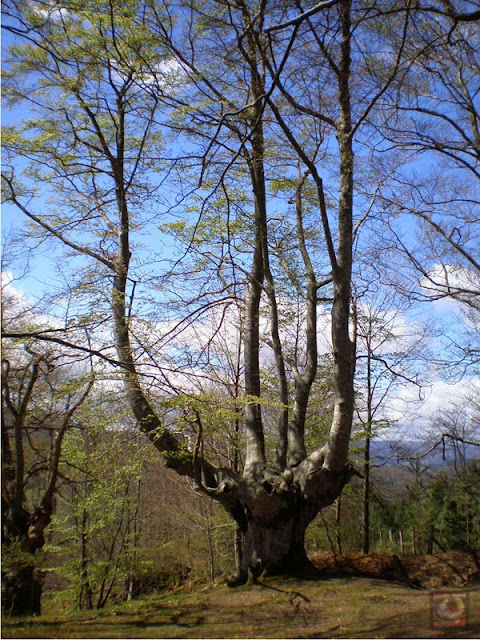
xmin=49 ymin=417 xmax=152 ymax=610
xmin=373 ymin=6 xmax=480 ymax=370
xmin=354 ymin=288 xmax=429 ymax=553
xmin=1 ymin=293 xmax=93 ymax=615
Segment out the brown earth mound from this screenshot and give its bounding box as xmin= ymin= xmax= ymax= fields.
xmin=310 ymin=549 xmax=480 ymax=589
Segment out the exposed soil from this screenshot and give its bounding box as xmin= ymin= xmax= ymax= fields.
xmin=310 ymin=549 xmax=480 ymax=589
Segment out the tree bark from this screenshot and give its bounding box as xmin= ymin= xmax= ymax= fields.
xmin=288 ymin=181 xmax=318 ymax=466
xmin=2 ymin=564 xmax=42 ymax=617
xmin=363 ymin=427 xmax=371 ymax=554
xmin=363 ymin=348 xmax=372 ymax=554
xmin=240 ymin=7 xmax=268 ymax=471
xmin=323 ymin=0 xmax=355 ymax=471
xmin=1 ymin=358 xmax=93 ymax=616
xmin=223 ymin=463 xmax=353 ymax=579
xmin=1 ymin=507 xmax=49 ymax=616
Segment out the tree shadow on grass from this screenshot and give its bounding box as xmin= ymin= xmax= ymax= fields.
xmin=355 ymin=607 xmax=480 ymax=639
xmin=367 ymin=617 xmax=480 ymax=639
xmin=2 ymin=607 xmax=206 ymax=637
xmin=297 ymin=601 xmax=480 ymax=639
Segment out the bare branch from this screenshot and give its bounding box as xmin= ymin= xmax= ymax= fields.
xmin=264 ymin=0 xmax=340 ymax=33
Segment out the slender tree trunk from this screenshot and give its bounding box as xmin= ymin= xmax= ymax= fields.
xmin=427 ymin=524 xmax=434 ymax=555
xmin=324 ymin=0 xmax=355 ymax=471
xmin=242 ymin=18 xmax=267 ymax=471
xmin=363 ymin=446 xmax=370 ymax=554
xmin=205 ymin=504 xmax=216 ymax=582
xmin=79 ymin=508 xmax=93 ymax=610
xmin=288 ymin=180 xmax=319 ymax=466
xmin=363 ymin=349 xmax=372 ymax=554
xmin=336 ymin=497 xmax=343 ymax=555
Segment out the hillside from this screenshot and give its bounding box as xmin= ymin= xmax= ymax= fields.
xmin=370 ymin=440 xmax=480 ymax=469
xmin=3 ymin=553 xmax=479 ymax=639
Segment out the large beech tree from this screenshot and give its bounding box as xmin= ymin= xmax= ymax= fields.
xmin=2 ymin=0 xmax=477 ymax=595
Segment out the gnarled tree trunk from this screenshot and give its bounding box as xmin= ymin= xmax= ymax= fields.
xmin=1 ymin=356 xmax=93 ymax=615
xmin=1 ymin=507 xmax=49 ymax=616
xmin=238 ymin=468 xmax=352 ymax=577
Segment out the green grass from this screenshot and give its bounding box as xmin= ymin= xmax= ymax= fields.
xmin=2 ymin=577 xmax=479 ymax=639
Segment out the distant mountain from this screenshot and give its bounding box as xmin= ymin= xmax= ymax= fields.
xmin=364 ymin=439 xmax=479 ymax=469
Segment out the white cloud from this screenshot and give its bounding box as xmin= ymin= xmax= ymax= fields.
xmin=109 ymin=57 xmax=187 ymax=92
xmin=385 ymin=377 xmax=480 ymax=438
xmin=422 ymin=264 xmax=480 ymax=307
xmin=1 ymin=271 xmax=32 ymax=322
xmin=28 ymin=1 xmax=69 ymax=22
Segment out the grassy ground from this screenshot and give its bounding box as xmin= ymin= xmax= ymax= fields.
xmin=2 ymin=576 xmax=479 ymax=639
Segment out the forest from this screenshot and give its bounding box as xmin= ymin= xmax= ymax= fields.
xmin=1 ymin=0 xmax=479 ymax=628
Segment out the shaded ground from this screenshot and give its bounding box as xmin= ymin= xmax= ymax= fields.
xmin=2 ymin=552 xmax=479 ymax=639
xmin=310 ymin=550 xmax=480 ymax=589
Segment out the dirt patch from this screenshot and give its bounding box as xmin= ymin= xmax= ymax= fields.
xmin=310 ymin=549 xmax=480 ymax=589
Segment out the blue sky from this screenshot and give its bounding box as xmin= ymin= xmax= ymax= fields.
xmin=2 ymin=6 xmax=479 ymax=447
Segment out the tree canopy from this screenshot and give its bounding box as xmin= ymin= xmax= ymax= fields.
xmin=2 ymin=0 xmax=479 ymax=607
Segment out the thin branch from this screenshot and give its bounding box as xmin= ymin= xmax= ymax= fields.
xmin=2 ymin=332 xmax=125 ymax=369
xmin=2 ymin=175 xmax=114 ymax=270
xmin=265 ymin=0 xmax=340 ymax=33
xmin=403 ymin=433 xmax=480 ymax=462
